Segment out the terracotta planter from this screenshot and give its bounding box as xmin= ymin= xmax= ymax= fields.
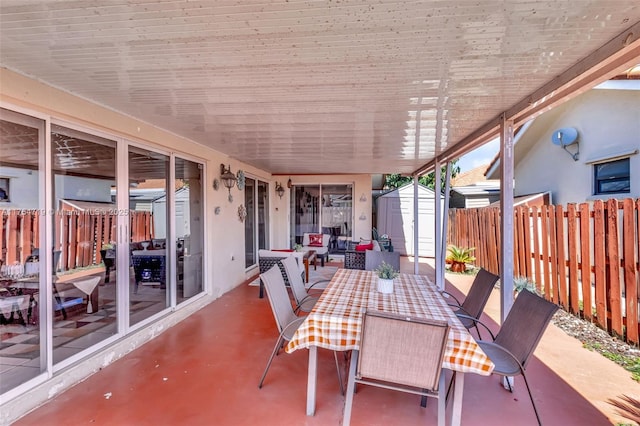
xmin=450 ymin=261 xmax=466 ymax=273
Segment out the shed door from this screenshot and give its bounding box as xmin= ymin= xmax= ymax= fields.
xmin=378 ymin=194 xmax=435 ymax=257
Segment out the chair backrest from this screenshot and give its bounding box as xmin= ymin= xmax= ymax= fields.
xmin=364 ymin=251 xmax=400 ymax=272
xmin=460 ymin=268 xmax=500 ymax=320
xmin=260 ymin=265 xmax=298 ymax=333
xmin=495 ymin=290 xmax=558 ymax=369
xmin=358 ymin=310 xmax=449 ymax=391
xmin=280 ymin=256 xmax=308 ymax=306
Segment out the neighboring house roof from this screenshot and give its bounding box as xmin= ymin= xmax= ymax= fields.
xmin=450 ymin=184 xmax=500 ymax=197
xmin=451 ymin=164 xmax=493 ymax=187
xmin=488 ymin=192 xmax=552 ymax=207
xmin=377 ymin=182 xmax=435 ymax=198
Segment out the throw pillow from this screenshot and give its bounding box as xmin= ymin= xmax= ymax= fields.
xmin=309 ymin=233 xmax=324 ymax=247
xmin=355 ymin=243 xmax=374 ymax=252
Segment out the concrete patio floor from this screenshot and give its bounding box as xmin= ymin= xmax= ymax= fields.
xmin=12 ymin=257 xmax=640 ymax=425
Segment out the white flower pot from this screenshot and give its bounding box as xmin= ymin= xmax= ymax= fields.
xmin=377 ymin=278 xmax=394 ymax=294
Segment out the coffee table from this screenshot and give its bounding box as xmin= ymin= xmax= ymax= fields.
xmin=302 ymin=250 xmax=316 ymax=283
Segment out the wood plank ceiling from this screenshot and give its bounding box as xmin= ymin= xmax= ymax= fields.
xmin=1 ymin=1 xmax=639 ymax=175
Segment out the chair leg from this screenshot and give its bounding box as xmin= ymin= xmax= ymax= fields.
xmin=520 ymin=371 xmax=542 ymax=426
xmin=258 ymin=334 xmax=285 ymax=388
xmin=333 ymin=351 xmax=344 ymax=395
xmin=445 ymin=371 xmax=457 ymax=402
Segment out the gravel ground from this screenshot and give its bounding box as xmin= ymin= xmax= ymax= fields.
xmin=552 ymin=308 xmax=640 ymax=364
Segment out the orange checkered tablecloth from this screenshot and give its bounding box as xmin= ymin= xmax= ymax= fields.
xmin=286 ymin=269 xmax=494 ymax=376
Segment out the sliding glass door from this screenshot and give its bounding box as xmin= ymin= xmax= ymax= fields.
xmin=290 ymin=184 xmax=352 ymax=251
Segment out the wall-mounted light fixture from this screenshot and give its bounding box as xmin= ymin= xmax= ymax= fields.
xmin=287 ymin=178 xmax=292 ymax=188
xmin=220 ymin=164 xmax=237 ymax=194
xmin=275 ymin=182 xmax=285 ymax=198
xmin=551 ymin=128 xmax=579 ymax=161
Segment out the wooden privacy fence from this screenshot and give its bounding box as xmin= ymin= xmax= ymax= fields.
xmin=448 ymin=198 xmax=640 ymax=345
xmin=1 ymin=209 xmax=153 ymax=271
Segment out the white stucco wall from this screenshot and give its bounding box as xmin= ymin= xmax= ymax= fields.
xmin=514 ymin=88 xmax=640 ymax=205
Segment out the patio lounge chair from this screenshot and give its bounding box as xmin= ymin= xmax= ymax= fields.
xmin=343 ymin=310 xmax=450 ymax=426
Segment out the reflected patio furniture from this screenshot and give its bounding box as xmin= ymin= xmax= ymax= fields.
xmin=131 ymin=249 xmax=166 ymax=294
xmin=343 ymin=310 xmax=450 ymax=426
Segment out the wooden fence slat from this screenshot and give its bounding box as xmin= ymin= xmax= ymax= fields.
xmin=531 ymin=206 xmax=542 ymax=293
xmin=60 ymin=213 xmax=69 ymax=271
xmin=490 ymin=208 xmax=499 ymax=275
xmin=522 ymin=206 xmax=532 ymax=279
xmin=556 ymin=206 xmax=568 ymax=309
xmin=567 ymin=204 xmax=580 ymax=314
xmin=540 ymin=205 xmax=551 ymax=299
xmin=514 ymin=207 xmax=523 ymax=277
xmin=21 ymin=212 xmax=32 ymax=261
xmin=548 ymin=206 xmax=559 ymax=304
xmin=579 ymin=202 xmax=592 ymax=321
xmin=623 ymin=199 xmax=638 ymax=343
xmin=7 ymin=210 xmax=18 ymax=264
xmin=593 ymin=200 xmax=607 ymax=329
xmin=68 ymin=213 xmax=77 ymax=270
xmin=607 ymin=199 xmax=623 ymax=337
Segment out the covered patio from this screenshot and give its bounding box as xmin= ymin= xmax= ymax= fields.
xmin=13 ymin=257 xmax=637 ymax=425
xmin=2 ymin=1 xmax=640 ymax=424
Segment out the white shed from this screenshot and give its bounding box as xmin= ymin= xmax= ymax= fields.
xmin=375 ymin=183 xmax=441 ymax=257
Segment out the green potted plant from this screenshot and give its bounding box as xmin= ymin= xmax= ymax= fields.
xmin=375 ymin=261 xmax=399 ymax=294
xmin=446 ymin=245 xmax=475 ymax=273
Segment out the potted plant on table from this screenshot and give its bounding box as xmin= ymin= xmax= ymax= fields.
xmin=375 ymin=261 xmax=399 ymax=294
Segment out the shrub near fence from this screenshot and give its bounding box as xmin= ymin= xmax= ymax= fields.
xmin=1 ymin=209 xmax=153 ymax=271
xmin=448 ymin=198 xmax=640 ymax=345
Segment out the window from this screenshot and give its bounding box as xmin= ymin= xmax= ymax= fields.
xmin=0 ymin=177 xmax=9 ymax=201
xmin=593 ymin=158 xmax=630 ymax=195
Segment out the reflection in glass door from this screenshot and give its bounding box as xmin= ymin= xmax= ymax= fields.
xmin=128 ymin=147 xmax=169 ymax=325
xmin=244 ymin=178 xmax=268 ymax=268
xmin=0 ymin=109 xmax=46 ymax=392
xmin=50 ymin=124 xmax=119 ymax=365
xmin=290 ymin=185 xmax=320 ymax=247
xmin=175 ymin=157 xmax=204 ymax=303
xmin=290 ymin=184 xmax=352 ymax=252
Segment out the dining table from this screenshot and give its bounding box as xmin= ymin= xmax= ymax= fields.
xmin=286 ymin=268 xmax=495 ymax=425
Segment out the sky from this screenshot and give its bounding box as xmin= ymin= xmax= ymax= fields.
xmin=455 ymin=137 xmax=500 ymax=173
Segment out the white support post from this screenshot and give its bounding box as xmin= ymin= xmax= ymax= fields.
xmin=434 ymin=159 xmax=443 ymax=290
xmin=500 ymin=114 xmax=515 ymax=322
xmin=440 ymin=163 xmax=452 ymax=288
xmin=413 ymin=176 xmax=420 ymax=275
